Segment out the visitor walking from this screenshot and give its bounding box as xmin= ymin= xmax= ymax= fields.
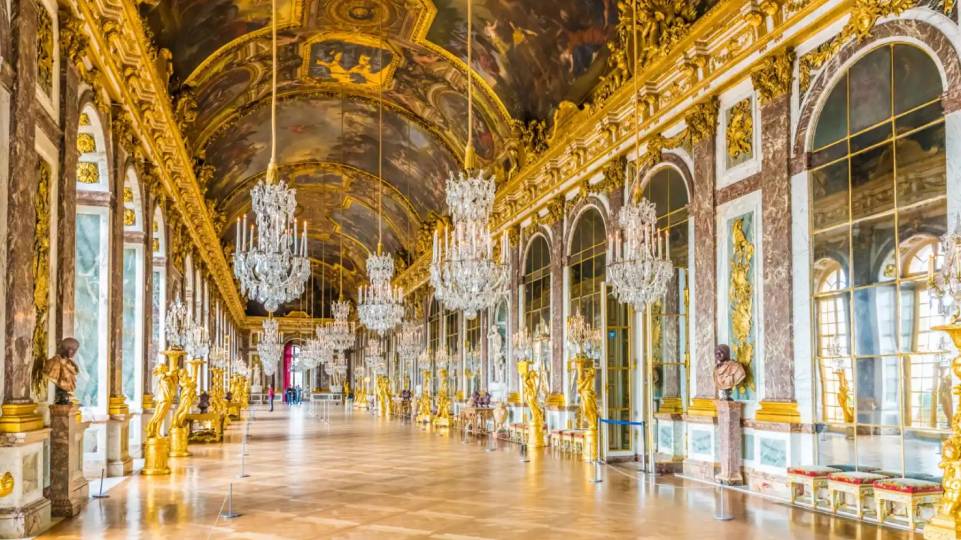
xmin=268 ymin=385 xmax=274 ymax=412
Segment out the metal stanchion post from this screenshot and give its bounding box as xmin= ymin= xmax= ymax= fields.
xmin=220 ymin=483 xmax=241 ymax=519
xmin=520 ymin=442 xmax=530 ymax=463
xmin=714 ymin=486 xmax=733 ymax=521
xmin=486 ymin=427 xmax=496 ymax=452
xmin=593 ymin=459 xmax=603 ymax=483
xmin=92 ymin=468 xmax=109 ymax=499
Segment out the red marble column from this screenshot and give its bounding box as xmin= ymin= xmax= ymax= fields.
xmin=690 ymin=135 xmax=718 ymax=412
xmin=2 ymin=0 xmax=42 ymax=420
xmin=759 ymin=93 xmax=797 ymax=409
xmin=55 ymin=55 xmax=80 ymax=343
xmin=549 ymin=219 xmax=564 ymax=394
xmin=107 ymin=107 xmax=126 ymax=417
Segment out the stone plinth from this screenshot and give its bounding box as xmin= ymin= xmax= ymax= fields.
xmin=0 ymin=428 xmax=52 ymax=538
xmin=49 ymin=404 xmax=89 ymax=517
xmin=169 ymin=426 xmax=190 ymax=458
xmin=106 ymin=415 xmax=131 ymax=477
xmin=715 ymin=399 xmax=744 ymax=485
xmin=141 ymin=437 xmax=169 ymax=476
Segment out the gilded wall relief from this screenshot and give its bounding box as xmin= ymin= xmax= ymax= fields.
xmin=37 ymin=5 xmax=55 ymax=97
xmin=725 ymin=97 xmax=753 ymax=168
xmin=426 ymin=0 xmax=617 ymax=120
xmin=727 ymin=213 xmax=756 ymax=399
xmin=303 ymin=34 xmax=398 ymax=88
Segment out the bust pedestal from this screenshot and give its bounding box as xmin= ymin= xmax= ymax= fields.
xmin=49 ymin=404 xmax=88 ymax=517
xmin=715 ymin=399 xmax=744 ymax=486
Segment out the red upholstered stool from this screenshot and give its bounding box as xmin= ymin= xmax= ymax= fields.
xmin=873 ymin=478 xmax=942 ymax=530
xmin=827 ymin=471 xmax=889 ymax=519
xmin=787 ymin=466 xmax=841 ymax=508
xmin=549 ymin=429 xmax=564 ymax=450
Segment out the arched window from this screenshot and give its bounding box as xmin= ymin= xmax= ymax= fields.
xmin=808 ymin=43 xmax=948 ymax=477
xmin=74 ymin=105 xmax=111 ymax=410
xmin=121 ymin=168 xmax=145 ymax=410
xmin=523 ymin=235 xmax=551 ymax=333
xmin=635 ymin=166 xmax=690 ymax=416
xmin=152 ymin=207 xmax=167 ymax=364
xmin=568 ymin=207 xmax=606 ymax=327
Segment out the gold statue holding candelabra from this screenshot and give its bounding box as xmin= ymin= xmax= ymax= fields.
xmin=142 ymin=351 xmax=180 ymax=476
xmin=517 ymin=360 xmax=545 ymax=448
xmin=568 ymin=310 xmax=601 ymax=462
xmin=417 ymin=370 xmax=433 ymax=423
xmin=169 ymin=360 xmax=199 ymax=458
xmin=376 ymin=375 xmax=392 ymax=417
xmin=924 ymin=227 xmax=961 ymax=540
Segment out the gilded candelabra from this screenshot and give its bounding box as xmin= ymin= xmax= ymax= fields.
xmin=169 ymin=359 xmax=200 ymax=458
xmin=924 ymin=226 xmax=961 ymax=540
xmin=434 ymin=368 xmax=452 ymax=427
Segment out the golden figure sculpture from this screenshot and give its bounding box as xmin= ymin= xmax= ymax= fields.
xmin=315 ymin=52 xmax=379 ymax=85
xmin=376 ymin=375 xmax=392 ymax=417
xmin=434 ymin=369 xmax=452 ymax=427
xmin=417 ymin=371 xmax=432 ymax=423
xmin=342 ymin=380 xmax=350 ymax=399
xmin=575 ymin=356 xmax=599 ymax=462
xmin=835 ymin=367 xmax=854 ymax=424
xmin=145 ymin=363 xmax=177 ymax=439
xmin=518 ymin=360 xmax=545 ymax=448
xmin=729 ymin=217 xmax=755 ymax=393
xmin=925 ymin=323 xmax=961 ymax=538
xmin=169 ymin=366 xmax=197 ymax=458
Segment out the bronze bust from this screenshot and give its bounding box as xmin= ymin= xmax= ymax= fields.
xmin=36 ymin=338 xmax=81 ymax=405
xmin=713 ymin=344 xmax=746 ymax=401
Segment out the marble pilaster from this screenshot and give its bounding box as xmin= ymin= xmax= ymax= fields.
xmin=549 ymin=219 xmax=564 ymax=395
xmin=689 ymin=135 xmax=718 ymax=411
xmin=757 ymin=93 xmax=798 ymax=419
xmin=55 ymin=55 xmax=80 ymax=343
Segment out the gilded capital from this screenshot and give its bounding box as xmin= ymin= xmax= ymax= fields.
xmin=685 ymin=97 xmax=719 ymax=145
xmin=751 ymin=48 xmax=796 ymax=104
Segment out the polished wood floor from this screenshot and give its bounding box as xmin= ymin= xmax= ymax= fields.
xmin=41 ymin=405 xmax=914 ymax=539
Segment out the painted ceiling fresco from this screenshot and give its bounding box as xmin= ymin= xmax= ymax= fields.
xmin=142 ymin=0 xmax=618 ymax=312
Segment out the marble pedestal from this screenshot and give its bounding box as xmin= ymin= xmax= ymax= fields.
xmin=0 ymin=428 xmax=51 ymax=538
xmin=106 ymin=415 xmax=132 ymax=477
xmin=715 ymin=399 xmax=744 ymax=485
xmin=49 ymin=404 xmax=89 ymax=517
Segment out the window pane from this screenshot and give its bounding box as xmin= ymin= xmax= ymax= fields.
xmin=75 ymin=213 xmax=103 ymax=408
xmin=856 ymin=356 xmax=901 ymax=426
xmin=896 ymin=122 xmax=946 ymax=207
xmin=813 ymin=78 xmax=848 ymax=149
xmin=893 ymin=44 xmax=943 ymax=115
xmin=904 ymin=429 xmax=948 ymax=480
xmin=813 ymin=228 xmax=849 ymax=289
xmin=849 ymin=46 xmax=892 ymax=133
xmin=851 ymin=214 xmax=896 ymax=287
xmin=850 ymin=143 xmax=895 ymax=220
xmin=853 ymin=285 xmax=898 ymax=356
xmin=818 ymin=426 xmax=856 ymax=466
xmin=811 ymin=159 xmax=850 ymax=231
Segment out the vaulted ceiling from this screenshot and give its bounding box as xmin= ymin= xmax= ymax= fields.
xmin=142 ymin=0 xmax=617 ymax=314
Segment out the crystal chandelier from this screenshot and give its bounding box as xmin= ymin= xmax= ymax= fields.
xmin=257 ymin=317 xmax=282 ymax=377
xmin=232 ymin=355 xmax=249 ymax=378
xmin=607 ymin=198 xmax=673 ymax=309
xmin=512 ymin=327 xmax=532 ymax=362
xmin=930 ymin=223 xmax=960 ymax=321
xmin=231 ymin=0 xmax=309 ymax=314
xmin=397 ymin=320 xmax=424 ymax=363
xmin=358 ymin=23 xmax=404 ymax=336
xmin=186 ymin=319 xmax=210 ymax=359
xmin=430 ymin=0 xmax=507 ymax=319
xmin=366 ymin=338 xmax=386 ymax=374
xmin=606 ymin=5 xmax=673 ymax=312
xmin=209 ymin=336 xmax=228 ymax=369
xmin=165 ymin=296 xmax=191 ymax=351
xmin=327 ymin=239 xmax=357 ymax=350
xmin=358 ymin=251 xmax=405 ymax=335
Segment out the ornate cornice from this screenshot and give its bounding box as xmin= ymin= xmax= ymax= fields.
xmin=751 ymin=47 xmax=796 ymax=104
xmin=75 ymin=0 xmax=247 ymax=324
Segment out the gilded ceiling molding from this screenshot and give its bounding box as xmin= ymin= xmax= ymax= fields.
xmin=750 ymin=47 xmax=796 ymax=104
xmin=74 ymin=0 xmax=248 ymax=323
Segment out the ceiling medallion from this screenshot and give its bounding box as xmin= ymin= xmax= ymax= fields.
xmin=430 ymin=0 xmax=508 ymax=320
